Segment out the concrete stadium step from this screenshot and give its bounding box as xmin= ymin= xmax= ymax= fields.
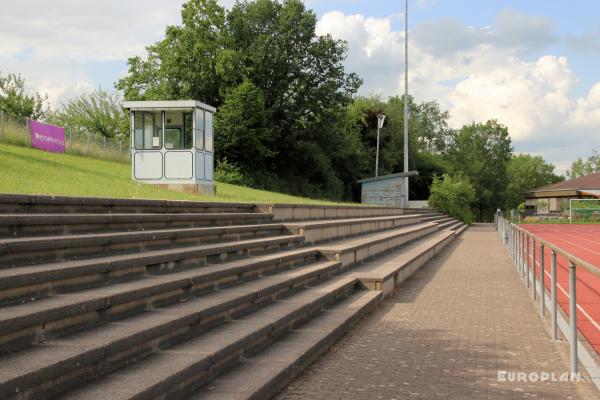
xmin=260 ymin=204 xmax=408 ymax=222
xmin=403 ymin=207 xmax=438 ymax=214
xmin=50 ymin=276 xmax=362 ymax=400
xmin=284 ymin=214 xmax=421 ymax=244
xmin=0 ymin=248 xmax=324 ymax=353
xmin=454 ymin=223 xmax=469 ymax=235
xmin=447 ymin=221 xmax=465 ymax=231
xmin=0 ymin=214 xmax=426 ymax=267
xmin=0 ymin=223 xmax=287 ymax=267
xmin=419 ymin=214 xmax=448 ymax=222
xmin=188 ymin=290 xmax=381 ymax=400
xmin=0 ymin=259 xmax=346 ymax=400
xmin=318 ymin=221 xmax=440 ymax=267
xmin=0 ymin=194 xmax=258 ymax=214
xmin=350 ymin=230 xmax=456 ymax=295
xmin=0 ymin=234 xmax=305 ymax=307
xmin=0 ymin=212 xmax=274 ymax=238
xmin=437 ymin=218 xmax=459 ymax=229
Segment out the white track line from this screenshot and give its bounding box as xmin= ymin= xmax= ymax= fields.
xmin=527 ymin=228 xmax=600 ymax=257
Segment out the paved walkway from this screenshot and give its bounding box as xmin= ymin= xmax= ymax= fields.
xmin=276 ymin=224 xmax=599 ymax=400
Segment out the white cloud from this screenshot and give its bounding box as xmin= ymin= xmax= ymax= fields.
xmin=315 ymin=9 xmax=600 ymax=174
xmin=0 ymin=0 xmax=190 ymax=107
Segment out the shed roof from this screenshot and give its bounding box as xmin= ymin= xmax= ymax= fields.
xmin=121 ymin=100 xmax=216 ymax=113
xmin=358 ymin=171 xmax=418 ymax=184
xmin=529 ymin=172 xmax=600 ymax=193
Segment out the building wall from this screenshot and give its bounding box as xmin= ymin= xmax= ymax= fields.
xmin=361 ymin=177 xmax=406 ymax=207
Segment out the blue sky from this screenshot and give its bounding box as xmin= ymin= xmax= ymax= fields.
xmin=1 ymin=0 xmax=600 ymax=173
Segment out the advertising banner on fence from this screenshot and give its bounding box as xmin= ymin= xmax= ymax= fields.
xmin=29 ymin=119 xmax=65 ymax=153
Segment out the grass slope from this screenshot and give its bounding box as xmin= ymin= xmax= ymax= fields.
xmin=0 ymin=143 xmax=351 ymax=205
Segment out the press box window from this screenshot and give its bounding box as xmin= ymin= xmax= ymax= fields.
xmin=195 ymin=109 xmax=205 ymax=150
xmin=162 ymin=111 xmax=193 ymax=150
xmin=133 ymin=111 xmax=162 ymax=150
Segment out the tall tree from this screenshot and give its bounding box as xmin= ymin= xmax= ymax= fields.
xmin=0 ymin=72 xmax=48 ymax=120
xmin=566 ymin=152 xmax=600 ymax=179
xmin=446 ymin=120 xmax=513 ymax=221
xmin=116 ymin=0 xmax=226 ymax=105
xmin=47 ymin=88 xmax=129 ymax=140
xmin=505 ymin=154 xmax=563 ymax=209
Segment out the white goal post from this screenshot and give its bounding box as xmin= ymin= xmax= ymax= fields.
xmin=569 ymin=198 xmax=600 ymax=223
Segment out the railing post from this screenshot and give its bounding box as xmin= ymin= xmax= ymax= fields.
xmin=520 ymin=231 xmax=525 ymax=275
xmin=569 ymin=261 xmax=578 ymax=375
xmin=540 ymin=244 xmax=545 ymax=317
xmin=551 ymin=250 xmax=558 ymax=340
xmin=532 ymin=239 xmax=536 ymax=299
xmin=525 ymin=235 xmax=530 ymax=287
xmin=513 ymin=227 xmax=517 ymax=266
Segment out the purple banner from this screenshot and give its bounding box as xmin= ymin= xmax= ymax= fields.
xmin=29 ymin=119 xmax=65 ymax=153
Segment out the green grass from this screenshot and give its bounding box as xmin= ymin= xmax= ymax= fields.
xmin=0 ymin=143 xmax=354 ymax=205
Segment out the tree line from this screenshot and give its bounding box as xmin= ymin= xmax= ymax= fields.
xmin=3 ymin=0 xmax=594 ymax=222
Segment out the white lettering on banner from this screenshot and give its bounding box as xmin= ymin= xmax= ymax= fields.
xmin=33 ymin=132 xmax=65 ymax=146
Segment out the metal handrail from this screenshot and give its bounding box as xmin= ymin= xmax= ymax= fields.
xmin=504 ymin=218 xmax=600 ymax=278
xmin=493 ymin=214 xmax=597 ymax=376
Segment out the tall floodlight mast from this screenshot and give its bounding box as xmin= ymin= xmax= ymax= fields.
xmin=403 ymin=0 xmax=409 ymax=206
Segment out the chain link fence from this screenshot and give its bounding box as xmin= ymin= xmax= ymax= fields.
xmin=0 ymin=109 xmax=130 ymax=163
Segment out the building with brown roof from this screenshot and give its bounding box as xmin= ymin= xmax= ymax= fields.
xmin=523 ymin=172 xmax=600 ymax=214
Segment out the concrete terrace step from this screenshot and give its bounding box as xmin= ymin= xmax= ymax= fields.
xmin=454 ymin=223 xmax=469 ymax=235
xmin=0 ymin=234 xmax=305 ymax=306
xmin=0 ymin=223 xmax=287 ymax=267
xmin=0 ymin=194 xmax=258 ymax=214
xmin=284 ymin=214 xmax=421 ymax=244
xmin=318 ymin=221 xmax=440 ymax=266
xmin=0 ymin=248 xmax=324 ymax=352
xmin=420 ymin=214 xmax=447 ymax=222
xmin=437 ymin=218 xmax=459 ymax=229
xmin=260 ymin=203 xmax=408 ymax=222
xmin=350 ymin=230 xmax=456 ymax=295
xmin=447 ymin=221 xmax=465 ymax=231
xmin=188 ymin=290 xmax=381 ymax=400
xmin=55 ymin=276 xmax=362 ymax=400
xmin=0 ymin=212 xmax=273 ymax=238
xmin=0 ymin=260 xmax=346 ymax=400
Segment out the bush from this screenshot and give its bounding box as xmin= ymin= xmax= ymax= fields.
xmin=215 ymin=158 xmax=251 ymax=186
xmin=428 ymin=174 xmax=475 ymax=224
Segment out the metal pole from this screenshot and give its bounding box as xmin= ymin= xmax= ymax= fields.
xmin=403 ymin=0 xmax=409 ymax=205
xmin=375 ymin=125 xmax=380 ymax=177
xmin=519 ymin=231 xmax=523 ymax=273
xmin=569 ymin=261 xmax=578 ymax=375
xmin=513 ymin=226 xmax=519 ymax=269
xmin=525 ymin=235 xmax=530 ymax=287
xmin=551 ymin=251 xmax=558 ymax=340
xmin=511 ymin=227 xmax=515 ymax=263
xmin=532 ymin=239 xmax=536 ymax=299
xmin=540 ymin=244 xmax=545 ymax=317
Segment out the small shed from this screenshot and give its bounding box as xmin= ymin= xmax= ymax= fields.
xmin=358 ymin=171 xmax=418 ymax=207
xmin=523 ymin=172 xmax=600 ymax=214
xmin=122 ymin=100 xmax=216 ymax=195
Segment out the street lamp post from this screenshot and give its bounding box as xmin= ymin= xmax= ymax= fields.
xmin=403 ymin=0 xmax=409 ymax=205
xmin=375 ymin=114 xmax=386 ymax=177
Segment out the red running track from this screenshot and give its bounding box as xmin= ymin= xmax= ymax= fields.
xmin=521 ymin=224 xmax=600 ymax=356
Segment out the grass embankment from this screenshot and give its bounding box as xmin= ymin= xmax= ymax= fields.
xmin=0 ymin=143 xmax=352 ymax=205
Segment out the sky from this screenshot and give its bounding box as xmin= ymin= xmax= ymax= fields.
xmin=1 ymin=0 xmax=600 ymax=174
